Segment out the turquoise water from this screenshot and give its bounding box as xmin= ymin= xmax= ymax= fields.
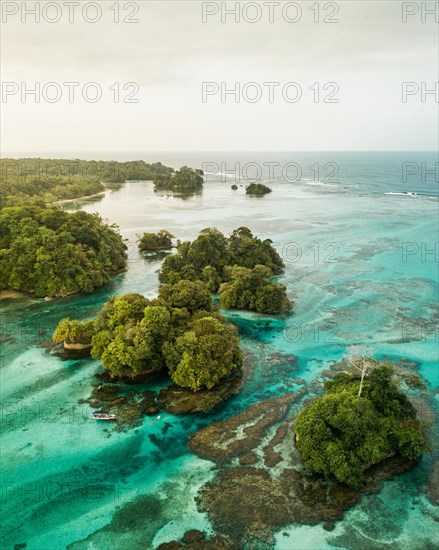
xmin=1 ymin=152 xmax=438 ymax=549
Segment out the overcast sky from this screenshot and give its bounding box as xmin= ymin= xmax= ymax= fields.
xmin=1 ymin=0 xmax=438 ymax=152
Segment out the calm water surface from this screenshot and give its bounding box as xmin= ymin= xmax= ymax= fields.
xmin=1 ymin=152 xmax=438 ymax=549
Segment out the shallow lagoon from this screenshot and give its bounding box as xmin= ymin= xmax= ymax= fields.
xmin=1 ymin=153 xmax=438 ymax=549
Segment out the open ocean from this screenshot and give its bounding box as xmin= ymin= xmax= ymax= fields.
xmin=1 ymin=151 xmax=438 ymax=549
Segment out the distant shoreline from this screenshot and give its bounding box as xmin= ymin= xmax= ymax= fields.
xmin=52 ymin=190 xmax=111 ymax=205
xmin=0 ymin=290 xmax=26 ymax=300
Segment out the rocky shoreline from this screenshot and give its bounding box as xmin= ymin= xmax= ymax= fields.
xmin=176 ymin=389 xmax=420 ymax=549
xmin=77 ymin=354 xmax=254 ymax=431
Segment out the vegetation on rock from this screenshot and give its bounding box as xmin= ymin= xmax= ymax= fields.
xmin=154 ymin=166 xmax=204 ymax=191
xmin=295 ymin=363 xmax=429 ymax=486
xmin=138 ymin=230 xmax=174 ymax=251
xmin=158 ymin=279 xmax=212 ymax=313
xmin=219 ymin=265 xmax=292 ymax=313
xmin=159 ymin=227 xmax=290 ymax=313
xmin=245 ymin=183 xmax=272 ymax=196
xmin=0 ymin=206 xmax=127 ymax=297
xmin=52 ymin=225 xmax=287 ymax=394
xmin=0 ymin=158 xmax=175 ymax=207
xmin=52 ymin=318 xmax=95 ymax=345
xmin=163 ymin=315 xmax=241 ymax=391
xmin=54 ymin=281 xmax=243 ymax=390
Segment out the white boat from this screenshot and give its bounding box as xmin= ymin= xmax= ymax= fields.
xmin=92 ymin=412 xmax=117 ymax=421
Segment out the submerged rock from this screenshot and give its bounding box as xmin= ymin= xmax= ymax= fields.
xmin=188 ymin=392 xmax=303 ymax=464
xmin=189 ymin=391 xmax=419 ymax=548
xmin=156 ymin=531 xmax=240 ymax=550
xmin=196 ymin=467 xmax=288 ymax=548
xmin=158 ymin=370 xmax=244 ymax=414
xmin=158 ymin=354 xmax=253 ymax=415
xmin=196 ymin=457 xmax=417 ymax=548
xmin=239 ymin=453 xmax=259 ymax=466
xmin=182 ymin=530 xmax=205 ymax=544
xmin=424 ymin=460 xmax=439 ymax=506
xmin=47 ymin=342 xmax=91 ymax=360
xmin=82 ymin=383 xmax=159 ymax=431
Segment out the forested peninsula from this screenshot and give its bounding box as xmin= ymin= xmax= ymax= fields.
xmin=0 ymin=158 xmax=200 ymax=207
xmin=0 ymin=158 xmax=204 ymax=298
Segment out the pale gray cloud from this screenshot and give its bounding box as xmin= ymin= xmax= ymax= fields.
xmin=1 ymin=0 xmax=438 ymax=151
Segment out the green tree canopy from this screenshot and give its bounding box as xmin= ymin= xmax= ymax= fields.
xmin=52 ymin=318 xmax=95 ymax=344
xmin=0 ymin=206 xmax=127 ymax=297
xmin=295 ymin=365 xmax=429 ymax=486
xmin=138 ymin=230 xmax=174 ymax=251
xmin=154 ymin=166 xmax=204 ymax=191
xmin=158 ymin=280 xmax=212 ymax=313
xmin=159 ymin=227 xmax=287 ymax=312
xmin=219 ymin=265 xmax=292 ymax=314
xmin=0 ymin=157 xmax=176 ymax=207
xmin=163 ymin=316 xmax=242 ymax=391
xmin=90 ymin=293 xmax=172 ymax=378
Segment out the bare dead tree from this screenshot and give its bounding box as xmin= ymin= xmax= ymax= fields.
xmin=346 ymin=345 xmax=374 ymax=397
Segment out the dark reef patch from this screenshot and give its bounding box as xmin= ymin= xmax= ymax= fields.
xmin=186 ymin=389 xmax=421 ymax=549
xmin=188 ymin=392 xmax=303 ymax=464
xmin=158 ymin=370 xmax=243 ymax=415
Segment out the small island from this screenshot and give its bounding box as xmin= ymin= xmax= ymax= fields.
xmin=52 ymin=319 xmax=95 ymax=351
xmin=0 ymin=157 xmax=202 ymax=298
xmin=245 ymin=183 xmax=272 ymax=196
xmin=52 ymin=226 xmax=290 ymax=420
xmin=138 ymin=230 xmax=174 ymax=252
xmin=0 ymin=157 xmax=176 ymax=207
xmin=154 ymin=166 xmax=204 ymax=192
xmin=0 ymin=205 xmax=127 ymax=297
xmin=178 ymin=353 xmax=432 ymax=548
xmin=53 ymin=281 xmax=243 ymax=420
xmin=295 ymin=357 xmax=429 ymax=486
xmin=88 ymin=282 xmax=242 ymax=388
xmin=159 ymin=226 xmax=292 ymax=314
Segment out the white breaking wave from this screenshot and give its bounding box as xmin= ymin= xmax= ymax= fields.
xmin=384 ymin=191 xmax=419 ymax=197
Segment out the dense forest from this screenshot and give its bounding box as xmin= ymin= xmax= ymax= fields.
xmin=53 ymin=284 xmax=242 ymax=390
xmin=295 ymin=363 xmax=429 ymax=486
xmin=52 ymin=226 xmax=290 ymax=385
xmin=154 ymin=166 xmax=204 ymax=191
xmin=138 ymin=230 xmax=174 ymax=251
xmin=0 ymin=158 xmax=176 ymax=207
xmin=159 ymin=226 xmax=292 ymax=313
xmin=0 ymin=206 xmax=127 ymax=297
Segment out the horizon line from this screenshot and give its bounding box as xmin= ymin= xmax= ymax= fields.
xmin=2 ymin=150 xmax=438 ymax=155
